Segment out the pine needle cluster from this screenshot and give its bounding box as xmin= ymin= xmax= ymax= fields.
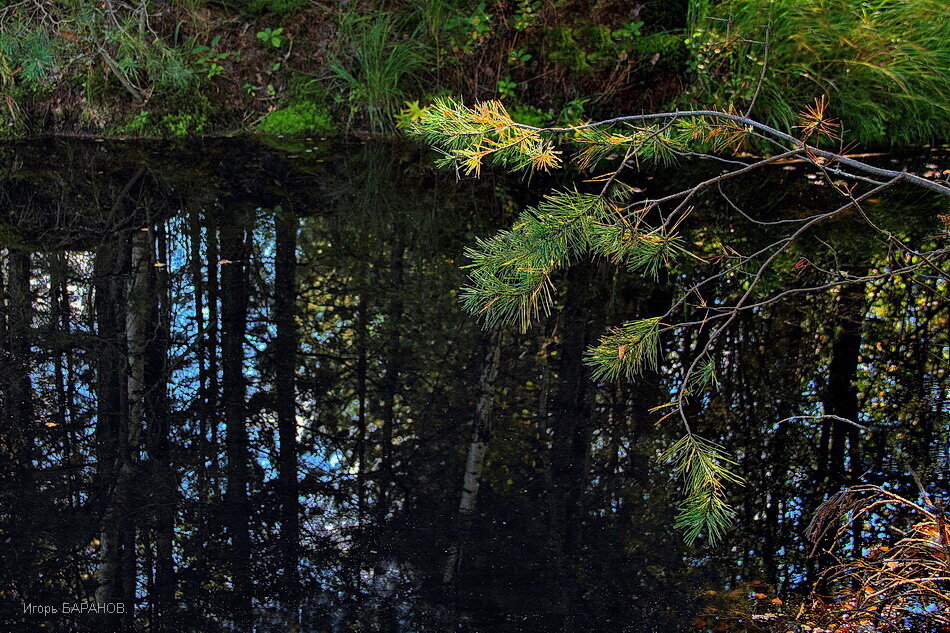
xmin=460 ymin=189 xmax=609 ymax=330
xmin=687 ymin=355 xmax=719 ymax=394
xmin=571 ymin=125 xmax=673 ymax=169
xmin=460 ymin=190 xmax=689 ymax=332
xmin=406 ymin=97 xmax=755 ymax=176
xmin=0 ymin=24 xmax=54 ymax=89
xmin=584 ymin=317 xmax=662 ymax=381
xmin=675 ymin=115 xmax=753 ymax=154
xmin=662 ymin=434 xmax=744 ymax=544
xmin=406 ymin=97 xmax=561 ymax=176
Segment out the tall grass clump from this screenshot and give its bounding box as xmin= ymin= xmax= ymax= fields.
xmin=687 ymin=0 xmax=950 ymax=145
xmin=330 ymin=12 xmax=428 ymax=134
xmin=686 ymin=0 xmax=711 ymax=34
xmin=410 ymin=0 xmax=461 ymax=48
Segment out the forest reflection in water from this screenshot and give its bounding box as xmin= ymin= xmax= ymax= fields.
xmin=0 ymin=138 xmax=946 ymax=632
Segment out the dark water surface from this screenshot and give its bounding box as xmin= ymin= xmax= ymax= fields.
xmin=0 ymin=138 xmax=947 ymax=632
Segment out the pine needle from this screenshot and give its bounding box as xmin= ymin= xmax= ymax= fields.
xmin=662 ymin=434 xmax=743 ymax=545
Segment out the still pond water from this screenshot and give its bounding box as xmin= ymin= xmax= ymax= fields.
xmin=0 ymin=138 xmax=946 ymax=632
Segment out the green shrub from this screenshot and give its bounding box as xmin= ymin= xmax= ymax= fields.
xmin=444 ymin=1 xmax=492 ymax=50
xmin=556 ymin=97 xmax=588 ymax=126
xmin=256 ymin=27 xmax=284 ymax=48
xmin=120 ymin=110 xmax=154 ymax=135
xmin=258 ymin=101 xmax=336 ymax=135
xmin=497 ymin=76 xmax=517 ymax=99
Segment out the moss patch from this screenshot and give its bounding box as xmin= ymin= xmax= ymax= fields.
xmin=257 ymin=101 xmax=336 ymax=135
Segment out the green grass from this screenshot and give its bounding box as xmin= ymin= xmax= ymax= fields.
xmin=687 ymin=0 xmax=950 ymax=145
xmin=330 ymin=12 xmax=428 ymax=133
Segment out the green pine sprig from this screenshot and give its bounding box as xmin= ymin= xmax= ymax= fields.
xmin=662 ymin=434 xmax=743 ymax=545
xmin=571 ymin=122 xmax=688 ymax=170
xmin=460 ymin=189 xmax=610 ymax=330
xmin=588 ymin=223 xmax=686 ymax=279
xmin=406 ymin=97 xmax=561 ymax=176
xmin=584 ymin=317 xmax=662 ymax=381
xmin=686 ymin=355 xmax=719 ymax=394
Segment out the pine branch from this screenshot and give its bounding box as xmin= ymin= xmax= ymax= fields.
xmin=407 ymin=97 xmax=561 ymax=176
xmin=460 ymin=189 xmax=610 ymax=330
xmin=411 ymin=96 xmax=950 ymax=548
xmin=662 ymin=434 xmax=744 ymax=545
xmin=584 ymin=317 xmax=662 ymax=381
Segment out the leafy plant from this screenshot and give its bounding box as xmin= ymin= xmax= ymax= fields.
xmin=191 ymin=35 xmax=229 ymax=79
xmin=512 ymin=0 xmax=542 ymax=31
xmin=120 ymin=110 xmax=152 ymax=135
xmin=395 ymin=99 xmax=430 ymax=127
xmin=256 ymin=27 xmax=285 ymax=48
xmin=161 ymin=111 xmax=207 ymax=136
xmin=507 ymin=47 xmax=532 ymax=66
xmin=612 ymin=20 xmax=643 ymax=40
xmin=556 ymin=97 xmax=588 ymax=125
xmin=496 ymin=76 xmax=517 ymax=99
